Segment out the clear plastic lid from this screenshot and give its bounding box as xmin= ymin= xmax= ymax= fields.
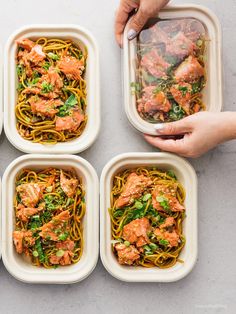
xmin=132 ymin=18 xmax=207 ymax=123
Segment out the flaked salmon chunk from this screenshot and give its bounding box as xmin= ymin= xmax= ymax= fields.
xmin=60 ymin=170 xmax=78 ymax=197
xmin=39 ymin=210 xmax=70 ymax=241
xmin=58 ymin=55 xmax=85 ymax=80
xmin=115 ymin=173 xmax=152 ymax=208
xmin=122 ymin=217 xmax=150 ymax=247
xmin=174 ymin=55 xmax=204 ymax=83
xmin=141 ymin=49 xmax=170 ymax=79
xmin=115 ymin=243 xmax=140 ymax=265
xmin=16 ymin=183 xmax=45 ymax=208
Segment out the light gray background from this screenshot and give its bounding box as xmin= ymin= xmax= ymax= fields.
xmin=0 ymin=0 xmax=235 ymax=313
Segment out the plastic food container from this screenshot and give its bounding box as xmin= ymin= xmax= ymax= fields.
xmin=0 ymin=45 xmax=3 ymax=136
xmin=4 ymin=24 xmax=100 ymax=154
xmin=0 ymin=178 xmax=2 ymax=259
xmin=2 ymin=154 xmax=99 ymax=284
xmin=100 ymin=152 xmax=197 ymax=282
xmin=123 ymin=4 xmax=222 ymax=135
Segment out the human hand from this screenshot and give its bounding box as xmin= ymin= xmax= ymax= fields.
xmin=115 ymin=0 xmax=170 ymax=46
xmin=144 ymin=112 xmax=236 ymax=158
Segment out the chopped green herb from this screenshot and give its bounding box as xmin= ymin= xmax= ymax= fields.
xmin=31 ymin=77 xmax=39 ymax=85
xmin=46 ymin=186 xmax=53 ymax=193
xmin=142 ymin=193 xmax=152 ymax=202
xmin=135 ymin=201 xmax=143 ymax=210
xmin=159 ymin=239 xmax=169 ymax=246
xmin=149 ymin=243 xmax=158 ymax=251
xmin=17 ymin=83 xmax=24 ymax=91
xmin=57 ymin=94 xmax=78 ymax=117
xmin=16 ymin=65 xmax=23 ymax=76
xmin=124 ymin=241 xmax=130 ymax=247
xmin=58 ymin=232 xmax=69 ymax=241
xmin=130 ymin=82 xmax=141 ymax=94
xmin=35 ymin=239 xmax=45 ymax=263
xmin=113 ymin=209 xmax=124 ymax=218
xmin=169 ymin=103 xmax=185 ymax=121
xmin=191 ymin=82 xmax=201 ymax=94
xmin=48 ymin=52 xmax=59 ymax=60
xmin=167 ymin=170 xmax=177 ymax=179
xmin=65 ymin=198 xmax=74 ymax=207
xmin=42 ymin=62 xmax=51 ymax=70
xmin=32 ymin=251 xmax=39 ymax=257
xmin=156 ymin=196 xmax=170 ymax=212
xmin=56 ymin=249 xmax=65 ymax=257
xmin=178 ymin=85 xmax=188 ymax=97
xmin=41 ymin=81 xmax=53 ymax=94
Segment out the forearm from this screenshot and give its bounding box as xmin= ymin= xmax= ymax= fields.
xmin=219 ymin=112 xmax=236 ymax=142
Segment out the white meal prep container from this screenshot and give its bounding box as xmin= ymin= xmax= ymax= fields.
xmin=123 ymin=4 xmax=223 ymax=135
xmin=100 ymin=152 xmax=197 ymax=282
xmin=0 ymin=178 xmax=2 ymax=259
xmin=0 ymin=45 xmax=3 ymax=136
xmin=4 ymin=24 xmax=100 ymax=154
xmin=2 ymin=154 xmax=99 ymax=284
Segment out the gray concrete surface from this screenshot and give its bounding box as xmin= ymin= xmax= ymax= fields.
xmin=0 ymin=0 xmax=235 ymax=313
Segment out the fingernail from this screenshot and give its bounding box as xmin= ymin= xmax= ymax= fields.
xmin=154 ymin=124 xmax=165 ymax=133
xmin=127 ymin=29 xmax=137 ymax=40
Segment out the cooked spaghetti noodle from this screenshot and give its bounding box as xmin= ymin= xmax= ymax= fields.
xmin=109 ymin=167 xmax=186 ymax=268
xmin=16 ymin=37 xmax=87 ymax=144
xmin=13 ymin=168 xmax=85 ymax=268
xmin=132 ymin=18 xmax=207 ymax=123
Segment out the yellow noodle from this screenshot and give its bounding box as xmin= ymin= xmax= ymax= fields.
xmin=109 ymin=167 xmax=186 ymax=268
xmin=16 ymin=38 xmax=87 ymax=144
xmin=13 ymin=168 xmax=85 ymax=268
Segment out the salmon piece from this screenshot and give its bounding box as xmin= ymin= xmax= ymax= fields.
xmin=56 ymin=240 xmax=75 ymax=251
xmin=168 ymin=196 xmax=185 ymax=212
xmin=49 ymin=240 xmax=75 ymax=265
xmin=193 ymin=103 xmax=200 ymax=113
xmin=60 ymin=171 xmax=78 ymax=197
xmin=13 ymin=231 xmax=24 ymax=254
xmin=45 ymin=67 xmax=63 ymax=93
xmin=49 ymin=250 xmax=74 ymax=266
xmin=13 ymin=230 xmax=35 ymax=254
xmin=115 ymin=243 xmax=140 ymax=265
xmin=137 ymin=87 xmax=171 ymax=115
xmin=160 ymin=217 xmax=175 ymax=230
xmin=122 ymin=217 xmax=150 ymax=247
xmin=16 ymin=183 xmax=44 ymax=208
xmin=152 ymin=185 xmax=185 ymax=212
xmin=16 ymin=38 xmax=35 ymax=51
xmin=116 ymin=173 xmax=152 ymax=208
xmin=143 ymin=91 xmax=171 ymax=114
xmin=174 ymin=56 xmax=204 ymax=83
xmin=39 ymin=210 xmax=70 ymax=241
xmin=58 ymin=55 xmax=85 ymax=80
xmin=170 ymin=83 xmax=192 ymax=115
xmin=27 ymin=44 xmax=46 ymax=64
xmin=150 ymin=25 xmax=170 ymax=45
xmin=141 ymin=49 xmax=171 ymax=79
xmin=29 ymin=97 xmax=63 ymax=118
xmin=24 ymin=67 xmax=63 ymax=99
xmin=55 ymin=109 xmax=85 ymax=132
xmin=16 ymin=203 xmax=44 ymax=222
xmin=154 ymin=228 xmax=180 ymax=247
xmin=166 ymin=32 xmax=196 ymax=60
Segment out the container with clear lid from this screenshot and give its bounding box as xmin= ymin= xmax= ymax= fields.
xmin=123 ymin=5 xmax=222 ymax=135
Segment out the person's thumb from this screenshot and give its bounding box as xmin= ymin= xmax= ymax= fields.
xmin=127 ymin=8 xmax=150 ymax=40
xmin=154 ymin=119 xmax=192 ymax=136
